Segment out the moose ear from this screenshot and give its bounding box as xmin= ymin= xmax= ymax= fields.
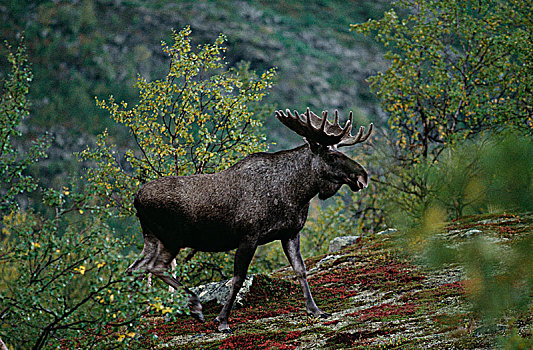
xmin=304 ymin=137 xmax=327 ymax=154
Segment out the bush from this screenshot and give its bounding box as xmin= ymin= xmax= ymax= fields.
xmin=0 ymin=37 xmax=49 ymax=215
xmin=0 ymin=38 xmax=185 ymax=350
xmin=352 ymin=0 xmax=532 ymax=160
xmin=390 ymin=132 xmax=533 ymax=333
xmin=0 ymin=204 xmax=186 ymax=349
xmin=78 ymin=26 xmax=276 ymax=284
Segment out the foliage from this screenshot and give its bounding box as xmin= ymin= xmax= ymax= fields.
xmin=389 ymin=131 xmax=533 ymax=227
xmin=353 ymin=131 xmax=473 ymax=230
xmin=386 ymin=133 xmax=533 ymax=346
xmin=78 ymin=26 xmax=276 ymax=284
xmin=79 ymin=25 xmax=275 ymax=216
xmin=345 ymin=1 xmax=533 ymax=342
xmin=0 ymin=37 xmax=49 ymax=215
xmin=351 ymin=0 xmax=532 ymax=160
xmin=0 ymin=40 xmax=186 ymax=350
xmin=0 ymin=203 xmax=186 ymax=350
xmin=341 ymin=0 xmax=533 ymax=228
xmin=420 ymin=215 xmax=533 ymax=331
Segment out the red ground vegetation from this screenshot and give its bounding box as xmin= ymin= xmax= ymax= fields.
xmin=347 ymin=302 xmax=418 ymax=322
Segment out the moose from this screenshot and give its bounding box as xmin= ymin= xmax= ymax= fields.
xmin=127 ymin=108 xmax=373 ymax=332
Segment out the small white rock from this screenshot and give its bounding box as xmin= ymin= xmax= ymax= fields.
xmin=376 ymin=228 xmax=398 ymax=235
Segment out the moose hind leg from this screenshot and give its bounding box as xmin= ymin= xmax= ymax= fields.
xmin=126 ymin=229 xmax=160 ymax=276
xmin=282 ymin=233 xmax=330 ymax=318
xmin=149 ymin=241 xmax=205 ymax=322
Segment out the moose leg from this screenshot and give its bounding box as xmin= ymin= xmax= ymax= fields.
xmin=152 ymin=272 xmax=204 ymax=322
xmin=127 ymin=225 xmax=204 ymax=321
xmin=282 ymin=233 xmax=330 ymax=318
xmin=215 ymin=243 xmax=257 ymax=333
xmin=149 ymin=242 xmax=204 ymax=322
xmin=147 ymin=259 xmax=176 ymax=291
xmin=126 ymin=229 xmax=160 ymax=276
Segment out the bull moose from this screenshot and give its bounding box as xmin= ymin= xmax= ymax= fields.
xmin=127 ymin=108 xmax=373 ymax=332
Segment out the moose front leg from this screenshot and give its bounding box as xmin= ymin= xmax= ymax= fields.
xmin=215 ymin=242 xmax=257 ymax=333
xmin=282 ymin=233 xmax=330 ymax=318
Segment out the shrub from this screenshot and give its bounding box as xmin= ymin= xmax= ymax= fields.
xmin=0 ymin=37 xmax=49 ymax=215
xmin=0 ymin=38 xmax=185 ymax=350
xmin=78 ymin=26 xmax=276 ymax=284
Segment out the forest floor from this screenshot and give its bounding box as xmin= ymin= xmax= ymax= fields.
xmin=136 ymin=212 xmax=533 ymax=349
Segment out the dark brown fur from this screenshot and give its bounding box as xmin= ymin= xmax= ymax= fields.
xmin=128 ymin=122 xmax=370 ymax=332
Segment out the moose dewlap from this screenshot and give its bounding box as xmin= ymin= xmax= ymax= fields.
xmin=127 ymin=108 xmax=373 ymax=332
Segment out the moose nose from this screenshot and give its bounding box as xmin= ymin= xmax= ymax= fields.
xmin=357 ymin=175 xmax=368 ymax=189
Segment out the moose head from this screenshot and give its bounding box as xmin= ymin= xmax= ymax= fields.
xmin=128 ymin=108 xmax=373 ymax=332
xmin=276 ymin=108 xmax=372 ymax=198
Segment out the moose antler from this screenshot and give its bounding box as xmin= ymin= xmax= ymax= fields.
xmin=275 ymin=108 xmax=373 ymax=147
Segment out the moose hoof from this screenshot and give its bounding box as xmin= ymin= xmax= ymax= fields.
xmin=214 ymin=317 xmax=233 ymax=334
xmin=308 ymin=310 xmax=331 ymax=319
xmin=188 ymin=297 xmax=204 ymax=322
xmin=191 ymin=310 xmax=205 ymax=323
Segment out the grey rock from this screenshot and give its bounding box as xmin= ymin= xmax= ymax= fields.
xmin=307 ymin=254 xmax=342 ymax=275
xmin=328 ymin=236 xmax=360 ymax=253
xmin=376 ymin=228 xmax=398 ymax=235
xmin=191 ymin=275 xmax=255 ymax=307
xmin=463 ymin=229 xmax=482 ymax=237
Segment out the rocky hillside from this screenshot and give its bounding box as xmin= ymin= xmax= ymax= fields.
xmin=2 ymin=0 xmax=389 ymax=147
xmin=128 ymin=212 xmax=532 ymax=349
xmin=1 ymin=0 xmax=391 ymax=190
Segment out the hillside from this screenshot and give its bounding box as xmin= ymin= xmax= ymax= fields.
xmin=1 ymin=0 xmax=392 ymax=193
xmin=1 ymin=0 xmax=389 ymax=147
xmin=1 ymin=2 xmax=532 ymax=349
xmin=121 ymin=213 xmax=532 ymax=349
